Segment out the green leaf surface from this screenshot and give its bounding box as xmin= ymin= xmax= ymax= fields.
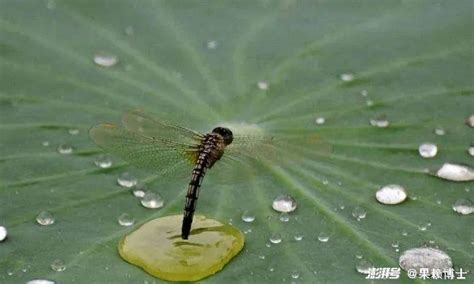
xmin=0 ymin=0 xmax=472 ymax=283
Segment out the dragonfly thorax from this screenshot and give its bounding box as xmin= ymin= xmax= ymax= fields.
xmin=211 ymin=127 xmax=233 ymax=145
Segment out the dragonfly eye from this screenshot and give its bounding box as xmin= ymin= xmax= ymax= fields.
xmin=212 ymin=127 xmax=233 ymax=145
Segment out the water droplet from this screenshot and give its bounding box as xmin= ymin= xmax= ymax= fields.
xmin=290 ymin=270 xmax=300 ymax=279
xmin=36 ymin=211 xmax=55 ymax=226
xmin=241 ymin=211 xmax=255 ymax=223
xmin=365 ymin=99 xmax=374 ymax=107
xmin=257 ymin=81 xmax=269 ymax=91
xmin=27 ymin=280 xmax=56 ymax=284
xmin=360 ymin=90 xmax=368 ymax=97
xmin=418 ymin=143 xmax=438 ymax=158
xmin=355 ymin=260 xmax=373 ymax=274
xmin=434 ymin=127 xmax=445 ymax=136
xmin=94 ymin=154 xmax=112 ymax=169
xmin=317 ymin=232 xmax=329 ymax=242
xmin=117 ymin=172 xmax=138 ymax=188
xmin=206 ymin=40 xmax=218 ymax=49
xmin=468 ymin=145 xmax=474 ymax=156
xmin=132 ymin=182 xmax=146 ymax=198
xmin=42 ymin=141 xmax=50 ymax=147
xmin=294 ymin=233 xmax=303 ymax=241
xmin=140 ymin=191 xmax=164 ymax=209
xmin=340 ymin=73 xmax=354 ymax=82
xmin=124 ymin=26 xmax=134 ymax=36
xmin=265 ymin=242 xmax=272 ymax=248
xmin=418 ymin=223 xmax=428 ymax=231
xmin=375 ymin=184 xmax=407 ymax=205
xmin=369 ymin=116 xmax=389 ymax=128
xmin=279 ymin=212 xmax=290 ymax=222
xmin=352 ymin=206 xmax=366 ymax=221
xmin=401 ymin=230 xmax=408 ymax=236
xmin=118 ymin=213 xmax=135 ymax=226
xmin=435 ymin=163 xmax=474 ymax=181
xmin=268 ymin=267 xmax=275 ymax=272
xmin=399 ymin=247 xmax=452 ymax=273
xmin=0 ymin=226 xmax=7 ymax=241
xmin=269 ymin=233 xmax=282 ymax=244
xmin=452 ymin=198 xmax=473 ymax=215
xmin=258 ymin=254 xmax=265 ymax=260
xmin=93 ymin=53 xmax=118 ymax=67
xmin=272 ymin=194 xmax=297 ymax=213
xmin=391 ymin=241 xmax=399 ymax=248
xmin=315 ymin=117 xmax=326 ymax=125
xmin=466 ymin=114 xmax=474 ymax=127
xmin=355 ymin=254 xmax=363 ymax=259
xmin=50 ymin=259 xmax=66 ymax=272
xmin=57 ymin=144 xmax=73 ymax=154
xmin=68 ymin=128 xmax=79 ymax=135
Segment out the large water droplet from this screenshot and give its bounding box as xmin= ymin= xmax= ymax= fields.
xmin=50 ymin=259 xmax=66 ymax=272
xmin=93 ymin=53 xmax=118 ymax=67
xmin=399 ymin=247 xmax=452 ymax=274
xmin=206 ymin=40 xmax=218 ymax=49
xmin=279 ymin=212 xmax=290 ymax=222
xmin=466 ymin=114 xmax=474 ymax=127
xmin=117 ymin=172 xmax=138 ymax=188
xmin=435 ymin=163 xmax=474 ymax=181
xmin=369 ymin=116 xmax=389 ymax=128
xmin=140 ymin=191 xmax=164 ymax=209
xmin=375 ymin=184 xmax=407 ymax=205
xmin=468 ymin=145 xmax=474 ymax=157
xmin=57 ymin=144 xmax=73 ymax=154
xmin=0 ymin=226 xmax=7 ymax=241
xmin=355 ymin=260 xmax=373 ymax=274
xmin=452 ymin=199 xmax=473 ymax=215
xmin=340 ymin=73 xmax=354 ymax=82
xmin=257 ymin=81 xmax=269 ymax=91
xmin=352 ymin=206 xmax=366 ymax=221
xmin=315 ymin=117 xmax=326 ymax=125
xmin=94 ymin=154 xmax=112 ymax=169
xmin=269 ymin=233 xmax=282 ymax=244
xmin=317 ymin=232 xmax=329 ymax=242
xmin=241 ymin=211 xmax=255 ymax=223
xmin=27 ymin=280 xmax=56 ymax=284
xmin=36 ymin=211 xmax=55 ymax=226
xmin=272 ymin=194 xmax=297 ymax=213
xmin=418 ymin=143 xmax=438 ymax=158
xmin=118 ymin=213 xmax=135 ymax=226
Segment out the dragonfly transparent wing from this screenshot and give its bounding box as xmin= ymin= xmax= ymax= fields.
xmin=89 ymin=122 xmax=202 ymax=176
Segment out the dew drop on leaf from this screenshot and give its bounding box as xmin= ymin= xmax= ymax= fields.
xmin=452 ymin=198 xmax=473 ymax=215
xmin=398 ymin=247 xmax=452 ymax=273
xmin=257 ymin=81 xmax=269 ymax=90
xmin=290 ymin=270 xmax=300 ymax=279
xmin=418 ymin=143 xmax=438 ymax=158
xmin=467 ymin=145 xmax=474 ymax=156
xmin=36 ymin=211 xmax=55 ymax=226
xmin=118 ymin=213 xmax=135 ymax=226
xmin=369 ymin=116 xmax=389 ymax=128
xmin=435 ymin=163 xmax=474 ymax=181
xmin=132 ymin=182 xmax=146 ymax=198
xmin=317 ymin=232 xmax=329 ymax=242
xmin=272 ymin=194 xmax=297 ymax=213
xmin=269 ymin=233 xmax=282 ymax=244
xmin=140 ymin=191 xmax=164 ymax=209
xmin=0 ymin=226 xmax=7 ymax=241
xmin=355 ymin=260 xmax=373 ymax=274
xmin=279 ymin=212 xmax=290 ymax=222
xmin=375 ymin=184 xmax=407 ymax=205
xmin=315 ymin=117 xmax=326 ymax=125
xmin=93 ymin=53 xmax=118 ymax=67
xmin=94 ymin=154 xmax=112 ymax=169
xmin=352 ymin=206 xmax=366 ymax=221
xmin=340 ymin=73 xmax=354 ymax=82
xmin=434 ymin=127 xmax=446 ymax=136
xmin=26 ymin=280 xmax=56 ymax=284
xmin=50 ymin=259 xmax=66 ymax=272
xmin=241 ymin=211 xmax=255 ymax=223
xmin=466 ymin=114 xmax=474 ymax=127
xmin=57 ymin=144 xmax=73 ymax=155
xmin=206 ymin=40 xmax=218 ymax=49
xmin=294 ymin=233 xmax=303 ymax=241
xmin=68 ymin=128 xmax=79 ymax=135
xmin=117 ymin=172 xmax=138 ymax=188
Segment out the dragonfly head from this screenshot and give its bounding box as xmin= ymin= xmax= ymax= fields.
xmin=212 ymin=127 xmax=233 ymax=145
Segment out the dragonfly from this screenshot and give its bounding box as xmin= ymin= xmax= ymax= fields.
xmin=90 ymin=109 xmax=330 ymax=239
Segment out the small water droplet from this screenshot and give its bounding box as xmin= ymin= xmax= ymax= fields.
xmin=7 ymin=270 xmax=13 ymax=276
xmin=241 ymin=211 xmax=255 ymax=223
xmin=391 ymin=241 xmax=399 ymax=248
xmin=50 ymin=259 xmax=66 ymax=272
xmin=57 ymin=144 xmax=73 ymax=154
xmin=466 ymin=114 xmax=474 ymax=127
xmin=27 ymin=280 xmax=56 ymax=284
xmin=272 ymin=194 xmax=297 ymax=213
xmin=68 ymin=128 xmax=79 ymax=135
xmin=468 ymin=145 xmax=474 ymax=156
xmin=42 ymin=141 xmax=50 ymax=147
xmin=124 ymin=26 xmax=134 ymax=36
xmin=258 ymin=254 xmax=265 ymax=260
xmin=269 ymin=267 xmax=274 ymax=272
xmin=340 ymin=73 xmax=354 ymax=82
xmin=369 ymin=116 xmax=389 ymax=128
xmin=365 ymin=99 xmax=374 ymax=107
xmin=36 ymin=211 xmax=55 ymax=226
xmin=352 ymin=206 xmax=366 ymax=221
xmin=0 ymin=226 xmax=7 ymax=241
xmin=93 ymin=53 xmax=118 ymax=67
xmin=418 ymin=223 xmax=428 ymax=231
xmin=434 ymin=127 xmax=445 ymax=136
xmin=140 ymin=191 xmax=164 ymax=209
xmin=452 ymin=198 xmax=473 ymax=215
xmin=290 ymin=270 xmax=300 ymax=279
xmin=355 ymin=254 xmax=363 ymax=259
xmin=118 ymin=213 xmax=135 ymax=226
xmin=117 ymin=172 xmax=138 ymax=188
xmin=132 ymin=182 xmax=146 ymax=198
xmin=94 ymin=154 xmax=112 ymax=169
xmin=402 ymin=230 xmax=408 ymax=236
xmin=294 ymin=233 xmax=303 ymax=241
xmin=355 ymin=260 xmax=373 ymax=274
xmin=317 ymin=232 xmax=329 ymax=242
xmin=265 ymin=242 xmax=272 ymax=248
xmin=315 ymin=117 xmax=326 ymax=125
xmin=206 ymin=40 xmax=218 ymax=49
xmin=279 ymin=212 xmax=290 ymax=222
xmin=257 ymin=81 xmax=269 ymax=91
xmin=399 ymin=247 xmax=452 ymax=273
xmin=418 ymin=143 xmax=438 ymax=158
xmin=375 ymin=184 xmax=407 ymax=205
xmin=269 ymin=233 xmax=282 ymax=244
xmin=435 ymin=163 xmax=474 ymax=181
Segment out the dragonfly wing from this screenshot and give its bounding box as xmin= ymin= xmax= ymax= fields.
xmin=89 ymin=123 xmax=199 ymax=175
